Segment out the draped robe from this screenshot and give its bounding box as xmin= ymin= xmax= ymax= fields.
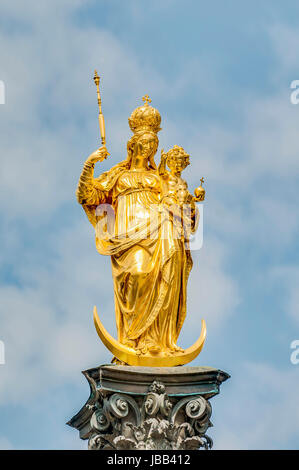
xmin=76 ymin=160 xmax=194 ymax=354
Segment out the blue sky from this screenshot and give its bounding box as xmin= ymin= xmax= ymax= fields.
xmin=0 ymin=0 xmax=299 ymax=449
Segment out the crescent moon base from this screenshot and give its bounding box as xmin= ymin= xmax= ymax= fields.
xmin=93 ymin=306 xmax=206 ymax=367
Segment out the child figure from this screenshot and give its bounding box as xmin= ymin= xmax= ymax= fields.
xmin=158 ymin=145 xmax=204 ymax=240
xmin=158 ymin=145 xmax=191 ymax=206
xmin=159 ymin=144 xmax=205 ymax=203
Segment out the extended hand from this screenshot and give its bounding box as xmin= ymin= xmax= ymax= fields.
xmin=160 ymin=148 xmax=167 ymax=162
xmin=85 ymin=146 xmax=109 ymax=165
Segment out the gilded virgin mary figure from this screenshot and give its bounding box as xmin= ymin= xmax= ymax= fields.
xmin=76 ymin=98 xmax=202 ymax=359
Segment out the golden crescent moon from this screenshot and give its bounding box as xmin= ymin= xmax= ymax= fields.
xmin=93 ymin=306 xmax=206 ymax=367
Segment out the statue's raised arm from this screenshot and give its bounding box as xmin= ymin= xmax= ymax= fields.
xmin=76 ymin=146 xmax=109 ymax=206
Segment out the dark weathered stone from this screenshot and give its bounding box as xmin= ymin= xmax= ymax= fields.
xmin=67 ymin=364 xmax=230 ymax=450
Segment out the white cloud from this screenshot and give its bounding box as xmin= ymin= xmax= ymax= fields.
xmin=0 ymin=1 xmax=171 ymax=218
xmin=214 ymin=362 xmax=299 ymax=449
xmin=270 ymin=266 xmax=299 ymax=325
xmin=268 ymin=23 xmax=299 ymax=75
xmin=0 ymin=436 xmax=14 ymax=450
xmin=0 ymin=220 xmax=117 ymax=405
xmin=186 ymin=237 xmax=240 ymax=330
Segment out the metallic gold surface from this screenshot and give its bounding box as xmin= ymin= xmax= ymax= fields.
xmin=194 ymin=177 xmax=206 ymax=202
xmin=93 ymin=306 xmax=206 ymax=367
xmin=93 ymin=70 xmax=106 ymax=146
xmin=76 ymin=93 xmax=206 ymax=366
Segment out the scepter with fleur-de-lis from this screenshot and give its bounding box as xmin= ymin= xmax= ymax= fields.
xmin=93 ymin=70 xmax=107 ymax=148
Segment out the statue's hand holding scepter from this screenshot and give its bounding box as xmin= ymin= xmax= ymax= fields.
xmin=85 ymin=146 xmax=109 ymax=165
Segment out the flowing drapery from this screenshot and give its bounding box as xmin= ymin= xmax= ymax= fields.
xmin=77 ymin=162 xmax=193 ymax=354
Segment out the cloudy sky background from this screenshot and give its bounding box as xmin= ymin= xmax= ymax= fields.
xmin=0 ymin=0 xmax=298 ymax=449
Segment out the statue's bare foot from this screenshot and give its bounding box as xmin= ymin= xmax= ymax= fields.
xmin=136 ymin=342 xmax=162 ymax=355
xmin=147 ymin=345 xmax=162 ymax=354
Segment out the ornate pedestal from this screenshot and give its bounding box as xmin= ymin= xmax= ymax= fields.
xmin=67 ymin=365 xmax=230 ymax=450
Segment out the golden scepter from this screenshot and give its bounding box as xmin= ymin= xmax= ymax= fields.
xmin=93 ymin=70 xmax=109 ymax=155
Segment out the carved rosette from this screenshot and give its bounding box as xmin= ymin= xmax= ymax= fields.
xmin=88 ymin=380 xmax=213 ymax=450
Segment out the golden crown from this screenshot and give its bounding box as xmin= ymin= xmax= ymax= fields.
xmin=128 ymin=95 xmax=162 ymax=134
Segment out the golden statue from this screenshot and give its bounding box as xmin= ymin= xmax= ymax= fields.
xmin=76 ymin=73 xmax=206 ymax=367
